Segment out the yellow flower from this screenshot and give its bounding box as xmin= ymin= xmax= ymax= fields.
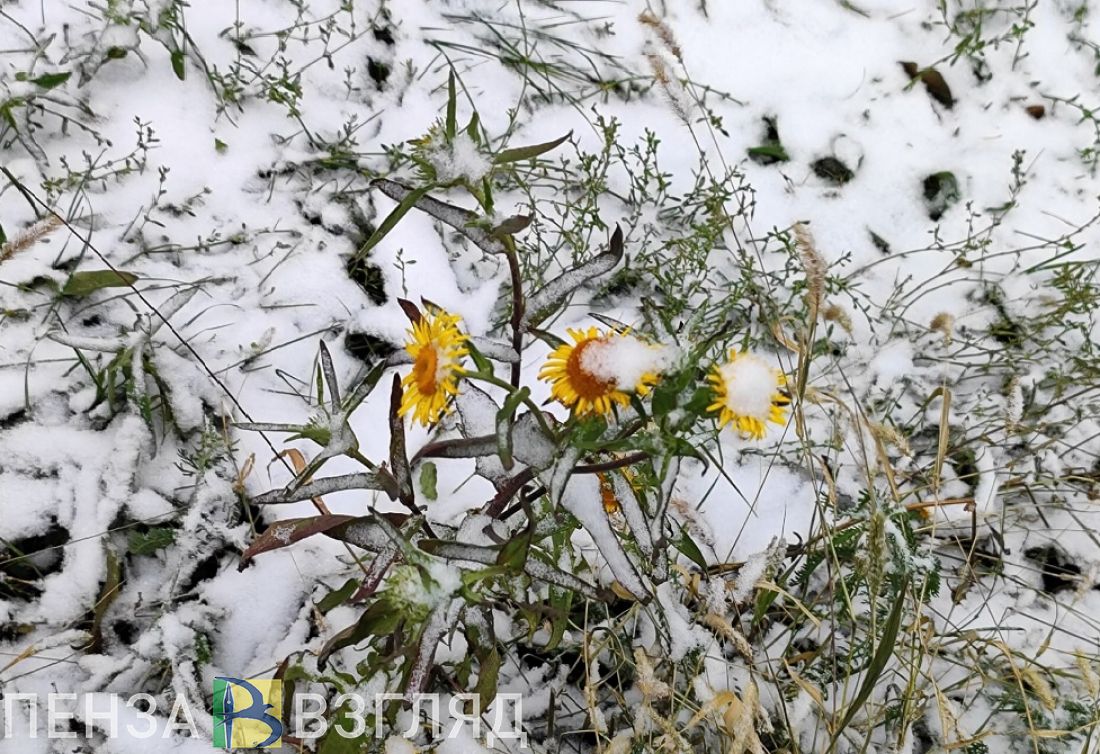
xmin=538 ymin=328 xmax=659 ymax=417
xmin=400 ymin=310 xmax=468 ymax=426
xmin=707 ymin=349 xmax=790 ymax=439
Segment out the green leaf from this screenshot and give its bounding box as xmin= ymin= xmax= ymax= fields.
xmin=61 ymin=269 xmax=139 ymax=297
xmin=832 ymin=577 xmax=910 ymax=739
xmin=318 ymin=600 xmax=402 ymax=668
xmin=30 ymin=72 xmax=71 ymax=90
xmin=674 ymin=530 xmax=708 ymax=570
xmin=343 ymin=358 xmax=389 ymax=412
xmin=464 ymin=111 xmax=480 ymax=144
xmin=493 ymin=132 xmax=572 ymax=165
xmin=751 ymin=578 xmax=782 ymax=631
xmin=0 ymin=223 xmax=7 ymax=246
xmin=465 ymin=341 xmax=492 ymax=374
xmin=651 ymin=382 xmax=679 ymax=418
xmin=91 ymin=549 xmax=123 ymax=652
xmin=684 ymin=386 xmax=713 ymax=415
xmin=128 ymin=527 xmax=176 ymax=556
xmin=495 ymin=387 xmax=530 ymax=470
xmin=526 ymin=327 xmax=566 ymax=349
xmin=445 ymin=70 xmax=457 ymax=140
xmin=747 ymin=143 xmax=789 ymax=164
xmin=0 ymin=100 xmax=20 ymax=129
xmin=418 ymin=461 xmax=438 ymax=501
xmin=545 ymin=587 xmax=573 ymax=650
xmin=475 ymin=647 xmax=501 ymax=710
xmin=317 ymin=578 xmax=360 ymax=614
xmin=213 ymin=138 xmax=227 ymax=153
xmin=170 ymin=50 xmax=185 ymax=80
xmin=496 ymin=528 xmax=532 ymax=570
xmin=357 ymin=183 xmax=434 ymax=259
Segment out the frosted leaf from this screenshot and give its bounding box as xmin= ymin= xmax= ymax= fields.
xmin=654 ymin=582 xmax=707 ymax=662
xmin=373 ymin=179 xmax=502 ymax=255
xmin=524 ymin=228 xmax=623 ymax=327
xmin=542 ymin=445 xmax=582 ymax=505
xmin=469 ymin=336 xmax=519 ymax=363
xmin=559 ymin=475 xmax=647 ymax=600
xmin=48 ymin=332 xmax=128 ymax=352
xmin=456 ymin=384 xmax=498 ymax=434
xmin=252 ymin=471 xmax=398 ymax=504
xmin=610 ymin=472 xmax=653 ymax=557
xmin=404 ymin=598 xmax=462 ymax=699
xmin=456 ymin=384 xmax=508 ymax=481
xmin=427 ymin=540 xmax=602 ymax=600
xmin=511 ymin=413 xmax=556 ymax=471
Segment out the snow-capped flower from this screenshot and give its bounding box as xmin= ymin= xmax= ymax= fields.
xmin=400 ymin=309 xmax=468 ymax=426
xmin=539 ymin=328 xmax=665 ymax=417
xmin=707 ymin=349 xmax=790 ymax=439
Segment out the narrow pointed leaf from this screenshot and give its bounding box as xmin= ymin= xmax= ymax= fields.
xmin=358 ymin=183 xmax=435 ymax=259
xmin=397 ymin=297 xmax=423 ymax=325
xmin=318 ymin=341 xmax=341 ymax=411
xmin=524 ymin=225 xmax=624 ymax=327
xmin=372 ymin=179 xmax=501 ymax=254
xmin=445 ymin=70 xmax=457 ymax=139
xmin=493 ymin=132 xmax=571 ymax=165
xmin=239 ymin=515 xmax=355 ymax=568
xmin=252 ymin=471 xmax=399 ymax=504
xmin=495 ymin=387 xmax=529 ymax=470
xmin=389 ymin=374 xmax=414 ymax=505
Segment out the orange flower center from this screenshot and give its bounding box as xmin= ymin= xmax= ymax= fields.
xmin=412 ymin=345 xmax=439 ymax=394
xmin=566 ymin=339 xmax=614 ymax=400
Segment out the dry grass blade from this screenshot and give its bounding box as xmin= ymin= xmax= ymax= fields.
xmin=0 ymin=214 xmax=65 ymax=264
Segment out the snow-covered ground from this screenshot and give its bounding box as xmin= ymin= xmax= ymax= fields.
xmin=2 ymin=1 xmax=1100 ymax=752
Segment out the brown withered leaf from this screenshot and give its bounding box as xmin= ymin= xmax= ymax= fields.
xmin=397 ymin=297 xmax=422 ymax=325
xmin=239 ymin=514 xmax=355 ymax=569
xmin=900 ymin=61 xmax=954 ymax=109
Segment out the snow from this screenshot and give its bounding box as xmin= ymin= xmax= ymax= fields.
xmin=434 ymin=725 xmax=492 ymax=754
xmin=579 ymin=334 xmax=677 ymax=392
xmin=678 ymin=457 xmax=817 ymax=565
xmin=710 ymin=352 xmax=781 ymax=422
xmin=385 ymin=737 xmax=418 ymax=754
xmin=869 ymin=340 xmax=916 ymax=386
xmin=731 ymin=548 xmax=771 ymax=605
xmin=431 ymin=133 xmax=493 ymax=186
